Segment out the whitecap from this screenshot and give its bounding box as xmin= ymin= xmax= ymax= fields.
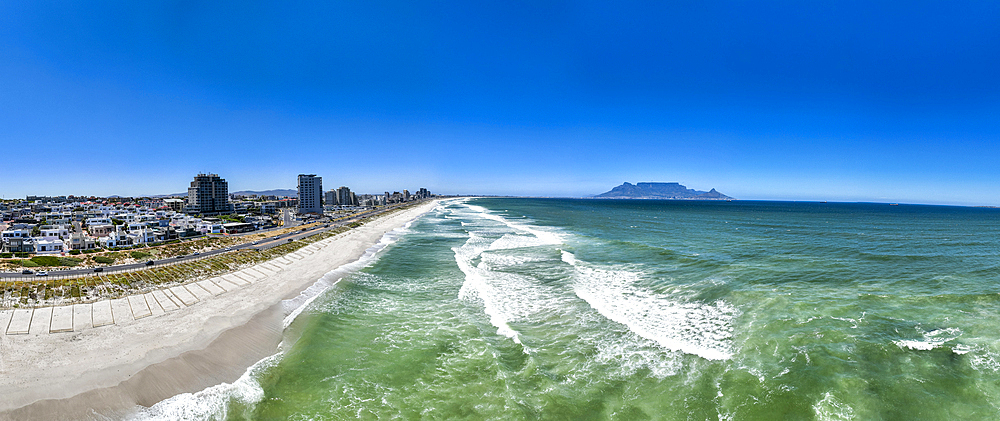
xmin=562 ymin=251 xmax=737 ymax=361
xmin=129 ymin=354 xmax=280 ymax=421
xmin=812 ymin=392 xmax=855 ymax=421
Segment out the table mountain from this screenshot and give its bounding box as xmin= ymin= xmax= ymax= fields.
xmin=594 ymin=182 xmax=733 ymax=200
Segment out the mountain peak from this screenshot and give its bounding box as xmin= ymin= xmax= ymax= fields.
xmin=594 ymin=182 xmax=732 ymax=200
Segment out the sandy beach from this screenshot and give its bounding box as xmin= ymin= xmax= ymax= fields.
xmin=0 ymin=200 xmax=440 ymax=420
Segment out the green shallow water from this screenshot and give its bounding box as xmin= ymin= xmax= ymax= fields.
xmin=136 ymin=198 xmax=1000 ymax=420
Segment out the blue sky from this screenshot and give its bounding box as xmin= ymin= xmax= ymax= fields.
xmin=2 ymin=1 xmax=998 ymax=205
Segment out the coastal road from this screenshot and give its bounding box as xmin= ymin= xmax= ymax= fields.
xmin=0 ymin=200 xmax=427 ymax=280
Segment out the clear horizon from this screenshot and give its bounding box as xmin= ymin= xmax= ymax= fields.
xmin=2 ymin=2 xmax=998 ymax=206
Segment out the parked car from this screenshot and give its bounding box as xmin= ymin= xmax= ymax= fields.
xmin=146 ymin=260 xmax=155 ymax=266
xmin=94 ymin=267 xmax=103 ymax=272
xmin=21 ymin=269 xmax=33 ymax=275
xmin=287 ymin=238 xmax=294 ymax=242
xmin=35 ymin=271 xmax=48 ymax=277
xmin=193 ymin=252 xmax=201 ymax=256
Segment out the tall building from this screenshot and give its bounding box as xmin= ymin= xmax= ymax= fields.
xmin=334 ymin=186 xmax=355 ymax=206
xmin=185 ymin=173 xmax=234 ymax=215
xmin=297 ymin=174 xmax=323 ymax=214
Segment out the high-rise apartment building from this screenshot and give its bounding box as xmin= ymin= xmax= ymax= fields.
xmin=323 ymin=186 xmax=359 ymax=206
xmin=297 ymin=174 xmax=323 ymax=214
xmin=185 ymin=173 xmax=234 ymax=215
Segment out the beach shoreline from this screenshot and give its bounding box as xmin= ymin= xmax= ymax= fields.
xmin=0 ymin=199 xmax=441 ymax=420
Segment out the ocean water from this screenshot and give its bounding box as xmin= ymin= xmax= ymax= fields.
xmin=134 ymin=198 xmax=1000 ymax=420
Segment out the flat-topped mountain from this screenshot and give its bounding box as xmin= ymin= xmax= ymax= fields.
xmin=594 ymin=182 xmax=733 ymax=200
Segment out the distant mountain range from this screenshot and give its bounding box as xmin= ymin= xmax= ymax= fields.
xmin=594 ymin=182 xmax=733 ymax=200
xmin=153 ymin=189 xmax=297 ymax=198
xmin=232 ymin=189 xmax=297 ymax=197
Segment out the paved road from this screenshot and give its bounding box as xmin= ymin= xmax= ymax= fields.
xmin=282 ymin=208 xmax=299 ymax=228
xmin=0 ymin=201 xmax=424 ymax=280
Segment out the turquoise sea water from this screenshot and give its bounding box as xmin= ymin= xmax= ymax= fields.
xmin=137 ymin=198 xmax=1000 ymax=420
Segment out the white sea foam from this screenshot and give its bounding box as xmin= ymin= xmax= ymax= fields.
xmin=953 ymin=344 xmax=973 ymax=355
xmin=894 ymin=339 xmax=940 ymax=351
xmin=893 ymin=327 xmax=963 ymax=353
xmin=465 ymin=204 xmax=562 ymax=246
xmin=478 ymin=252 xmax=542 ymax=269
xmin=971 ymin=351 xmax=1000 ymax=372
xmin=562 ymin=250 xmax=737 ymax=361
xmin=452 ymin=203 xmax=565 ymax=348
xmin=281 ymin=218 xmax=415 ymax=328
xmin=129 ymin=354 xmax=279 ymax=421
xmin=812 ymin=392 xmax=855 ymax=421
xmin=489 ymin=233 xmax=553 ymax=251
xmin=589 ymin=326 xmax=684 ymax=378
xmin=454 ymin=235 xmax=534 ymax=345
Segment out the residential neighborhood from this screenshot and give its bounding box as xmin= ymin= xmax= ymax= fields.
xmin=0 ymin=173 xmax=433 ymax=266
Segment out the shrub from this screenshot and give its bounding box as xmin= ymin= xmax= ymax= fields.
xmin=58 ymin=257 xmax=82 ymax=266
xmin=0 ymin=253 xmax=11 ymax=258
xmin=130 ymin=251 xmax=151 ymax=259
xmin=14 ymin=252 xmax=30 ymax=258
xmin=93 ymin=256 xmax=114 ymax=264
xmin=69 ymin=249 xmax=81 ymax=255
xmin=20 ymin=260 xmax=39 ymax=268
xmin=30 ymin=256 xmax=62 ymax=267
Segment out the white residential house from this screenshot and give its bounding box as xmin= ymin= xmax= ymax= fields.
xmin=1 ymin=229 xmax=32 ymax=253
xmin=1 ymin=229 xmax=31 ymax=241
xmin=99 ymin=230 xmax=133 ymax=249
xmin=67 ymin=233 xmax=98 ymax=250
xmin=197 ymin=222 xmax=225 ymax=234
xmin=126 ymin=222 xmax=149 ymax=233
xmin=40 ymin=226 xmax=71 ymax=240
xmin=170 ymin=215 xmax=203 ymax=231
xmin=88 ymin=224 xmax=115 ymax=237
xmin=47 ymin=217 xmax=71 ymax=225
xmin=33 ymin=237 xmax=66 ymax=255
xmin=86 ymin=217 xmax=112 ymax=227
xmin=133 ymin=228 xmax=157 ymax=244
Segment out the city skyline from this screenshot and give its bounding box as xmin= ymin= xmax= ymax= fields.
xmin=2 ymin=2 xmax=999 ymax=205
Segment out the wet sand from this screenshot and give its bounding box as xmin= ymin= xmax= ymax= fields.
xmin=0 ymin=200 xmax=440 ymax=420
